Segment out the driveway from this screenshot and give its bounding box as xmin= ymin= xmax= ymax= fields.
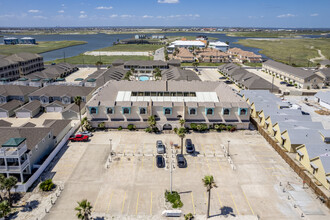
xmin=154 ymin=47 xmax=165 ymax=61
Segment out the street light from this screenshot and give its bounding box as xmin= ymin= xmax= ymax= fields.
xmin=109 ymin=139 xmax=112 ymax=162
xmin=227 ymin=140 xmax=230 ymax=157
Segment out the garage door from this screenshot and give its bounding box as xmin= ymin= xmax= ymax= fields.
xmin=54 ymin=107 xmax=63 ymax=112
xmin=16 ymin=112 xmax=31 ymax=118
xmin=0 ymin=112 xmax=8 ymax=118
xmin=46 ymin=107 xmax=55 ymax=112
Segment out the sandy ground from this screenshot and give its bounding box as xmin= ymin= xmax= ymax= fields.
xmin=65 ymin=67 xmax=98 ymax=82
xmin=84 ymin=51 xmax=150 ymax=56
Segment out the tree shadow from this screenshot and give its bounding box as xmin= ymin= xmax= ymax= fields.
xmin=20 ymin=200 xmax=40 ymax=212
xmin=209 ymin=206 xmax=235 ymax=218
xmin=178 ymin=190 xmax=192 ymax=194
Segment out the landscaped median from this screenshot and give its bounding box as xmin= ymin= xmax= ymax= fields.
xmin=0 ymin=40 xmax=87 ymax=55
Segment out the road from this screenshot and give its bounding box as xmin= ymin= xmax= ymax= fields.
xmin=154 ymin=47 xmax=165 ymax=61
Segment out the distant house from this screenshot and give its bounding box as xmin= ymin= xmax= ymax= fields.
xmin=209 ymin=41 xmax=229 ymax=52
xmin=227 ymin=48 xmax=262 ymax=63
xmin=167 ymin=40 xmax=205 ymax=53
xmin=263 ymin=60 xmax=323 ymax=89
xmin=14 ymin=100 xmax=41 ymax=118
xmin=175 ymin=48 xmax=195 ymax=63
xmin=28 ymin=85 xmax=94 ymax=105
xmin=314 ymin=91 xmax=330 ymax=110
xmin=315 ymin=68 xmax=330 ymax=86
xmin=135 ymin=34 xmax=146 ymax=39
xmin=0 ymin=100 xmax=24 ymax=117
xmin=196 ymin=35 xmax=208 ymax=41
xmin=152 ymin=35 xmax=165 ymax=39
xmin=20 ymin=37 xmax=36 ymax=44
xmin=198 ymin=49 xmax=229 ymax=63
xmin=0 ymin=85 xmax=38 ymax=104
xmin=3 ymin=37 xmax=19 ymax=45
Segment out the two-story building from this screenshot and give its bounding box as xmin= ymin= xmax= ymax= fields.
xmin=262 ymin=60 xmax=323 ymax=89
xmin=4 ymin=53 xmax=44 ymax=76
xmin=0 ymin=85 xmax=39 ymax=104
xmin=28 ymin=85 xmax=94 ymax=106
xmin=86 ymin=80 xmax=250 ymax=130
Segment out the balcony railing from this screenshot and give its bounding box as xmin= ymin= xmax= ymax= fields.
xmin=0 ymin=145 xmax=27 ymax=157
xmin=0 ymin=160 xmax=29 ymax=172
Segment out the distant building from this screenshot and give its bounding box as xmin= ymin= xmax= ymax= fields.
xmin=209 ymin=41 xmax=229 ymax=52
xmin=135 ymin=34 xmax=147 ymax=39
xmin=175 ymin=48 xmax=195 ymax=63
xmin=167 ymin=40 xmax=206 ymax=53
xmin=4 ymin=37 xmax=19 ymax=45
xmin=315 ymin=68 xmax=330 ymax=86
xmin=314 ymin=91 xmax=330 ymax=110
xmin=0 ymin=53 xmax=44 ymax=80
xmin=197 ymin=48 xmax=229 ymax=63
xmin=262 ymin=60 xmax=323 ymax=89
xmin=20 ymin=37 xmax=36 ymax=44
xmin=227 ymin=48 xmax=262 ymax=63
xmin=151 ymin=35 xmax=165 ymax=39
xmin=196 ymin=35 xmax=208 ymax=41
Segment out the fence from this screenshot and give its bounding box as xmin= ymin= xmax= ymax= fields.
xmin=251 ymin=118 xmax=330 ymax=208
xmin=15 ymin=122 xmax=80 ymax=192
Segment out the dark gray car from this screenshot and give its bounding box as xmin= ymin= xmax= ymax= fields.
xmin=176 ymin=154 xmax=187 ymax=168
xmin=185 ymin=139 xmax=195 ymax=153
xmin=156 ymin=140 xmax=165 ymax=154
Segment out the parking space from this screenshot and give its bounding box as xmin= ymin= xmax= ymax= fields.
xmin=44 ymin=131 xmax=330 ymax=220
xmin=64 ymin=67 xmax=98 ymax=82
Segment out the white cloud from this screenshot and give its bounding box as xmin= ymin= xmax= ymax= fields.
xmin=80 ymin=11 xmax=85 ymax=14
xmin=96 ymin=6 xmax=113 ymax=10
xmin=61 ymin=4 xmax=65 ymax=7
xmin=310 ymin=13 xmax=319 ymax=17
xmin=79 ymin=14 xmax=87 ymax=18
xmin=28 ymin=9 xmax=40 ymax=13
xmin=277 ymin=13 xmax=295 ymax=18
xmin=142 ymin=15 xmax=153 ymax=18
xmin=158 ymin=0 xmax=179 ymax=3
xmin=58 ymin=10 xmax=65 ymax=13
xmin=120 ymin=14 xmax=134 ymax=18
xmin=109 ymin=14 xmax=118 ymax=18
xmin=33 ymin=15 xmax=47 ymax=20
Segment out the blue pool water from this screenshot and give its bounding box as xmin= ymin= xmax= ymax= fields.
xmin=139 ymin=76 xmax=150 ymax=81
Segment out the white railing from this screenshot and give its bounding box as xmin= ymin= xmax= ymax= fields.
xmin=15 ymin=122 xmax=80 ymax=192
xmin=0 ymin=145 xmax=27 ymax=157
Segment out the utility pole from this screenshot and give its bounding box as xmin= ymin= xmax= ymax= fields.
xmin=170 ymin=156 xmax=172 ymax=193
xmin=109 ymin=139 xmax=112 ymax=162
xmin=227 ymin=140 xmax=230 ymax=157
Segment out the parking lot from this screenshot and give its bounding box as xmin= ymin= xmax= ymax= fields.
xmin=44 ymin=131 xmax=330 ymax=220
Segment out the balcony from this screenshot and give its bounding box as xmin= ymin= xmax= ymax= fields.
xmin=0 ymin=160 xmax=29 ymax=172
xmin=0 ymin=145 xmax=27 ymax=157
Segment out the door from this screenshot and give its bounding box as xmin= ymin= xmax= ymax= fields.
xmin=16 ymin=112 xmax=31 ymax=118
xmin=54 ymin=107 xmax=63 ymax=112
xmin=46 ymin=107 xmax=55 ymax=112
xmin=163 ymin=124 xmax=172 ymax=130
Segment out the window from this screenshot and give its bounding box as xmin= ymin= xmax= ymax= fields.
xmin=139 ymin=108 xmax=146 ymax=114
xmin=240 ymin=108 xmax=247 ymax=115
xmin=164 ymin=108 xmax=172 ymax=115
xmin=223 ymin=108 xmax=230 ymax=115
xmin=123 ymin=107 xmax=130 ymax=114
xmin=107 ymin=108 xmax=114 ymax=114
xmin=90 ymin=107 xmax=97 ymax=114
xmin=189 ymin=108 xmax=197 ymax=115
xmin=206 ymin=108 xmax=214 ymax=115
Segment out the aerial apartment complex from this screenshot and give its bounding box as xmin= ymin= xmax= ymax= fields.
xmin=86 ymin=80 xmax=250 ymax=130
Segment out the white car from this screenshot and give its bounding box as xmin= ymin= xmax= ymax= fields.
xmin=77 ymin=131 xmax=93 ymax=137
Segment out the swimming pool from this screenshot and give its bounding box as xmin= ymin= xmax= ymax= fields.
xmin=139 ymin=76 xmax=150 ymax=81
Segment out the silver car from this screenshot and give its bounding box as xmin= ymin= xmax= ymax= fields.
xmin=77 ymin=131 xmax=93 ymax=137
xmin=156 ymin=140 xmax=165 ymax=154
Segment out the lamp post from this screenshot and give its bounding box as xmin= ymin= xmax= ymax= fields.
xmin=109 ymin=139 xmax=112 ymax=162
xmin=227 ymin=140 xmax=230 ymax=157
xmin=170 ymin=155 xmax=173 ymax=194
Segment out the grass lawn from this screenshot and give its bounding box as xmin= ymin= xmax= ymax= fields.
xmin=181 ymin=62 xmax=225 ymax=67
xmin=94 ymin=44 xmax=164 ymax=52
xmin=46 ymin=54 xmax=153 ymax=65
xmin=0 ymin=41 xmax=87 ymax=55
xmin=225 ymin=31 xmax=327 ymax=38
xmin=236 ymin=38 xmax=330 ymax=67
xmin=243 ymin=62 xmax=262 ymax=67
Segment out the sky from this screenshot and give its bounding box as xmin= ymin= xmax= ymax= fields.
xmin=0 ymin=0 xmax=329 ymax=28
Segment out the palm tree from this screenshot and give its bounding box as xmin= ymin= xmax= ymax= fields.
xmin=95 ymin=61 xmax=103 ymax=70
xmin=75 ymin=199 xmax=92 ymax=220
xmin=0 ymin=200 xmax=11 ymax=218
xmin=176 ymin=127 xmax=186 ymax=155
xmin=0 ymin=175 xmax=5 ymax=202
xmin=179 ymin=119 xmax=185 ymax=127
xmin=147 ymin=115 xmax=156 ymax=127
xmin=74 ymin=96 xmax=82 ymax=130
xmin=192 ymin=61 xmax=199 ymax=69
xmin=202 ymin=175 xmax=217 ymax=218
xmin=2 ymin=176 xmax=17 ymax=207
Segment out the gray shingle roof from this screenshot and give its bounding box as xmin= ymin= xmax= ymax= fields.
xmin=5 ymin=52 xmax=42 ymax=62
xmin=43 ymin=119 xmax=72 ymax=137
xmin=15 ymin=100 xmax=41 ymax=112
xmin=0 ymin=120 xmax=12 ymax=127
xmin=263 ymin=60 xmax=315 ymax=80
xmin=0 ymin=100 xmax=24 ymax=111
xmin=0 ymin=85 xmax=39 ymax=97
xmin=315 ymin=91 xmax=330 ymax=105
xmin=29 ymin=85 xmax=94 ymax=98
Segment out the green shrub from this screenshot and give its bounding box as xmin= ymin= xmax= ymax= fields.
xmin=39 ymin=179 xmax=54 ymax=191
xmin=152 ymin=127 xmax=159 ymax=133
xmin=190 ymin=123 xmax=197 ymax=130
xmin=219 ymin=124 xmax=227 ymax=131
xmin=127 ymin=124 xmax=136 ymax=131
xmin=98 ymin=122 xmax=105 ymax=130
xmin=185 ymin=213 xmax=194 ymax=220
xmin=118 ymin=126 xmax=122 ymax=131
xmin=145 ymin=127 xmax=152 ymax=133
xmin=165 ymin=190 xmax=183 ymax=208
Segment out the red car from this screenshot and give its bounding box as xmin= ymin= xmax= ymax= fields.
xmin=69 ymin=134 xmax=89 ymax=142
